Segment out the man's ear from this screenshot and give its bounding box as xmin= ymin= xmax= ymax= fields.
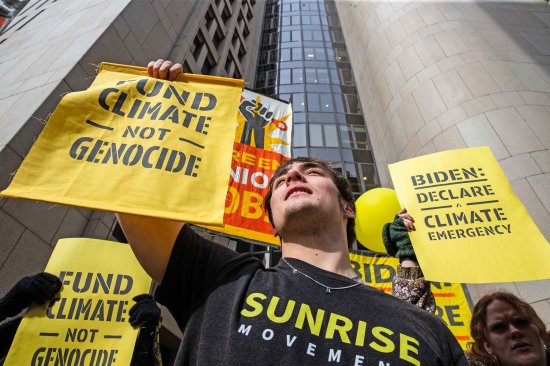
xmin=343 ymin=202 xmax=355 ymax=219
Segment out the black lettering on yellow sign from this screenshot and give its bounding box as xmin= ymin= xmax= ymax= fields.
xmin=98 ymin=79 xmax=216 ymax=135
xmin=59 ymin=271 xmax=133 ymax=295
xmin=411 ymin=167 xmax=483 ymax=187
xmin=424 ymin=208 xmax=506 ymax=228
xmin=68 ymin=137 xmax=201 ymax=176
xmin=416 ymin=185 xmax=494 ymax=203
xmin=31 ymin=347 xmax=118 ymax=366
xmin=46 ymin=297 xmax=129 ymax=322
xmin=428 ymin=224 xmax=511 ymax=240
xmin=350 ymin=262 xmax=396 ymax=285
xmin=65 ymin=328 xmax=99 ymax=343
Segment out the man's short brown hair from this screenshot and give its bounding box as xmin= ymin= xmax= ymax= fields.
xmin=264 ymin=157 xmax=356 ymax=246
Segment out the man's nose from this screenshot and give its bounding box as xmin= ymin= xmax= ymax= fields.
xmin=286 ymin=168 xmax=304 ymax=183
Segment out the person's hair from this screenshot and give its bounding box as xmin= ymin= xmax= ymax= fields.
xmin=467 ymin=291 xmax=549 ymax=365
xmin=264 ymin=157 xmax=356 ymax=246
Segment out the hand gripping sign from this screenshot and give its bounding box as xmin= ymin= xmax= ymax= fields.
xmin=4 ymin=238 xmax=153 ymax=365
xmin=1 ymin=63 xmax=243 ymax=226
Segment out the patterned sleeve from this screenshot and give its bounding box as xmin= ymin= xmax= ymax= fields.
xmin=392 ymin=265 xmax=436 ymax=314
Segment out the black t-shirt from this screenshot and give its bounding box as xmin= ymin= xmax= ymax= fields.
xmin=156 ymin=225 xmax=467 ymax=365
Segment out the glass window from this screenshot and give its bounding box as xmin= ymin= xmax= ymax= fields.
xmin=279 ymin=94 xmax=291 ymax=103
xmin=328 ymin=15 xmax=340 ymax=27
xmin=292 ymin=15 xmax=300 ymax=25
xmin=334 ymin=94 xmax=345 ymax=113
xmin=281 ymin=31 xmax=291 ymax=42
xmin=292 ymin=93 xmax=305 ymax=112
xmin=324 ymin=125 xmax=338 ymax=147
xmin=315 ymin=48 xmax=325 ymax=60
xmin=282 ymin=16 xmax=290 ymax=26
xmin=335 ymin=48 xmax=347 ymax=62
xmin=292 ymin=68 xmax=303 ymax=84
xmin=320 ymin=94 xmax=334 ymax=112
xmin=313 ymin=30 xmax=323 ymax=41
xmin=292 ymin=147 xmax=308 ymax=157
xmin=325 ymin=48 xmax=334 ymax=61
xmin=307 ymin=93 xmax=320 ymax=111
xmin=280 ymin=69 xmax=291 ymax=84
xmin=345 ymin=163 xmax=360 ymax=193
xmin=359 ymin=164 xmax=376 ymax=186
xmin=292 ymin=30 xmax=301 ymax=41
xmin=340 ymin=126 xmax=353 ymax=148
xmin=293 ymin=113 xmax=306 ymax=123
xmin=268 ymin=50 xmax=278 ymax=63
xmin=330 ymin=69 xmax=339 ymax=84
xmin=304 ymin=48 xmax=315 ymax=60
xmin=309 ymin=124 xmax=323 ymax=146
xmin=345 ymin=94 xmax=360 ymax=114
xmin=310 ymin=148 xmax=341 ymax=161
xmin=338 ymin=125 xmax=369 ymax=149
xmin=280 ymin=48 xmax=291 ymax=62
xmin=331 ymin=30 xmax=344 ymax=43
xmin=317 ymin=69 xmax=329 ymax=83
xmin=340 ymin=69 xmax=352 ymax=84
xmin=302 ymin=15 xmax=311 ymax=25
xmin=293 ymin=124 xmax=307 ymax=147
xmin=355 ymin=126 xmax=368 ymax=149
xmin=292 ymin=48 xmax=302 ymax=61
xmin=305 ymin=68 xmax=317 ymax=83
xmin=303 ymin=30 xmax=313 ymax=41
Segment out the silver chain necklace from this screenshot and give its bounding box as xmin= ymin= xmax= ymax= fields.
xmin=282 ymin=258 xmax=362 ymax=293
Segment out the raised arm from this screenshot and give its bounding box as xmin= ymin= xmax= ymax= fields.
xmin=116 ymin=59 xmax=185 ymax=284
xmin=382 ymin=208 xmax=436 ymax=313
xmin=116 ymin=214 xmax=183 ymax=284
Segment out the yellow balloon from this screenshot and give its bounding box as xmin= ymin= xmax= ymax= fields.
xmin=355 ymin=188 xmax=401 ymax=252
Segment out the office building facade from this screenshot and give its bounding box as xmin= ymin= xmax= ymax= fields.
xmin=336 ymin=0 xmax=550 ymax=324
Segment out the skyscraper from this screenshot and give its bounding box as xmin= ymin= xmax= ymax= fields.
xmin=256 ymin=0 xmax=379 ymax=199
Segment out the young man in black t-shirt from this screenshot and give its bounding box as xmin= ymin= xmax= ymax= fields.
xmin=117 ymin=59 xmax=467 ymax=365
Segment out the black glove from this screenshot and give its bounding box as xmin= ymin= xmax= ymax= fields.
xmin=0 ymin=272 xmax=61 ymax=319
xmin=382 ymin=215 xmax=415 ymax=262
xmin=129 ymin=294 xmax=161 ymax=328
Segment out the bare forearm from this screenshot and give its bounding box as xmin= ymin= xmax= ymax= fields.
xmin=116 ymin=213 xmax=183 ymax=284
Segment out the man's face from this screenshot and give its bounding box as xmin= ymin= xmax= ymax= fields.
xmin=268 ymin=161 xmax=353 ymax=236
xmin=483 ymin=299 xmax=546 ymax=366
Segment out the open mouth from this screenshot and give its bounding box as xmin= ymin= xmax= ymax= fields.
xmin=285 ymin=186 xmax=312 ymax=200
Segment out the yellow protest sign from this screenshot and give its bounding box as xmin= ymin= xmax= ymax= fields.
xmin=349 ymin=252 xmax=472 ymax=350
xmin=201 ymin=89 xmax=292 ymax=245
xmin=388 ymin=147 xmax=550 ymax=283
xmin=4 ymin=238 xmax=152 ymax=365
xmin=1 ymin=63 xmax=243 ymax=225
